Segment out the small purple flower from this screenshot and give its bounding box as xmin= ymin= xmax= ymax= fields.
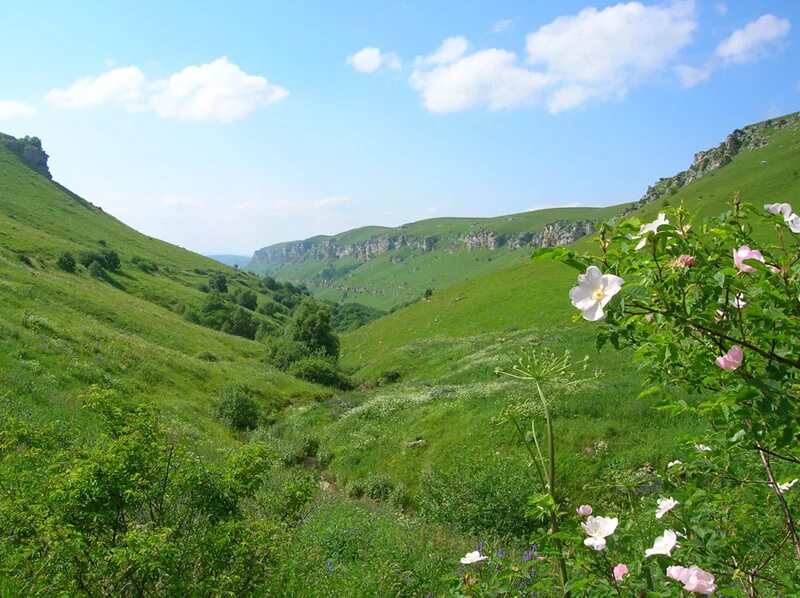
xmin=497 ymin=547 xmax=505 ymax=558
xmin=477 ymin=540 xmax=486 ymax=553
xmin=326 ymin=559 xmax=334 ymax=571
xmin=523 ymin=550 xmax=534 ymax=563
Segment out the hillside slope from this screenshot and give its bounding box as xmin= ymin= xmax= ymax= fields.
xmin=0 ymin=137 xmax=323 ymax=449
xmin=342 ymin=112 xmax=800 ymax=378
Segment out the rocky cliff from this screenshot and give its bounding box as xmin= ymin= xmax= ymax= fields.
xmin=251 ymin=218 xmax=596 ymax=270
xmin=621 ymin=112 xmax=800 ymax=216
xmin=0 ymin=133 xmax=51 ymax=179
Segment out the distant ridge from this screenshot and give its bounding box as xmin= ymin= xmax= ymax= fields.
xmin=246 ymin=111 xmax=800 ymax=310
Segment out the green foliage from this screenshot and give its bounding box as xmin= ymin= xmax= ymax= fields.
xmin=266 ymin=336 xmax=313 ymax=370
xmin=289 ymin=356 xmax=354 ymax=390
xmin=208 ymin=271 xmax=228 ymax=293
xmin=88 ymin=260 xmax=105 ymax=278
xmin=55 ymin=250 xmax=76 ymax=272
xmin=100 ymin=248 xmax=120 ymax=271
xmin=0 ymin=387 xmax=291 ymax=595
xmin=285 ymin=300 xmax=340 ymax=359
xmin=130 ymin=255 xmax=159 ymax=273
xmin=216 ymin=384 xmax=262 ymax=430
xmin=329 ymin=301 xmax=386 ymax=332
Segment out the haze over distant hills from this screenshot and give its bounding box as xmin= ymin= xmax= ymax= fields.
xmin=208 ymin=254 xmax=252 ymax=268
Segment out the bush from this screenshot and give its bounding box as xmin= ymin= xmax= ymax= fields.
xmin=288 ymin=357 xmax=354 ymax=390
xmin=362 ymin=473 xmax=393 ymax=501
xmin=265 ymin=337 xmax=312 ymax=370
xmin=285 ymin=301 xmax=340 ymax=359
xmin=56 ymin=251 xmax=76 ymax=273
xmin=131 ymin=256 xmax=159 ymax=273
xmin=78 ymin=250 xmax=103 ymax=267
xmin=100 ymin=249 xmax=120 ymax=271
xmin=88 ymin=261 xmax=105 ymax=278
xmin=216 ymin=384 xmax=261 ymax=431
xmin=209 ymin=272 xmax=228 ymax=293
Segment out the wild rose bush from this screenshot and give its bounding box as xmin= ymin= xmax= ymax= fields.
xmin=457 ymin=198 xmax=800 ymax=596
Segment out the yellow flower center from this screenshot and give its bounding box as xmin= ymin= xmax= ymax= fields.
xmin=592 ymin=289 xmax=605 ymax=301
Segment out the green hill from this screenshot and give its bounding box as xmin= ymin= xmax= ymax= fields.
xmin=247 ymin=206 xmax=628 ymax=310
xmin=270 ymin=111 xmax=800 ymax=533
xmin=0 ymin=136 xmax=327 ymax=448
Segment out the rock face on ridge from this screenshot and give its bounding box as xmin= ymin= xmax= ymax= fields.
xmin=250 ymin=218 xmax=597 ymax=271
xmin=0 ymin=133 xmax=51 ymax=179
xmin=621 ymin=113 xmax=800 ymax=216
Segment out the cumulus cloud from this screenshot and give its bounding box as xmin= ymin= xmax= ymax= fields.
xmin=47 ymin=66 xmax=146 ymax=108
xmin=414 ymin=36 xmax=469 ymax=67
xmin=409 ymin=1 xmax=697 ymax=114
xmin=492 ymin=19 xmax=514 ymax=33
xmin=410 ymin=48 xmax=551 ymax=113
xmin=347 ymin=47 xmax=402 ymax=73
xmin=46 ymin=57 xmax=287 ymax=121
xmin=715 ymin=14 xmax=791 ymax=63
xmin=526 ymin=0 xmax=697 ymax=112
xmin=145 ymin=58 xmax=287 ymax=121
xmin=0 ymin=100 xmax=36 ymax=119
xmin=673 ymin=64 xmax=711 ymax=88
xmin=673 ymin=13 xmax=791 ymax=89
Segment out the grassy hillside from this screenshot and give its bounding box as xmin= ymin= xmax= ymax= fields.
xmin=270 ymin=112 xmax=800 ymax=543
xmin=248 ymin=205 xmax=627 ymax=310
xmin=0 ymin=139 xmax=327 ymax=449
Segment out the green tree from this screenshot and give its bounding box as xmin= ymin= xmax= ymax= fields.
xmin=208 ymin=272 xmax=228 ymax=293
xmin=285 ymin=301 xmax=339 ymax=359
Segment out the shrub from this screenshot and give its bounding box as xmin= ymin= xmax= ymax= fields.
xmin=131 ymin=256 xmax=159 ymax=273
xmin=362 ymin=473 xmax=393 ymax=501
xmin=265 ymin=337 xmax=312 ymax=370
xmin=56 ymin=251 xmax=76 ymax=273
xmin=100 ymin=249 xmax=120 ymax=271
xmin=208 ymin=272 xmax=228 ymax=293
xmin=285 ymin=301 xmax=339 ymax=359
xmin=216 ymin=384 xmax=261 ymax=431
xmin=288 ymin=356 xmax=354 ymax=390
xmin=88 ymin=261 xmax=105 ymax=278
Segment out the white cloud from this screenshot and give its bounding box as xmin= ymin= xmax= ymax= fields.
xmin=47 ymin=66 xmax=146 ymax=108
xmin=526 ymin=0 xmax=697 ymax=112
xmin=715 ymin=14 xmax=791 ymax=64
xmin=312 ymin=195 xmax=350 ymax=209
xmin=410 ymin=48 xmax=551 ymax=113
xmin=414 ymin=36 xmax=469 ymax=67
xmin=715 ymin=3 xmax=728 ymax=16
xmin=146 ymin=57 xmax=288 ymax=122
xmin=46 ymin=58 xmax=287 ymax=121
xmin=347 ymin=47 xmax=402 ymax=73
xmin=0 ymin=100 xmax=36 ymax=119
xmin=674 ymin=64 xmax=711 ymax=88
xmin=409 ymin=2 xmax=697 ymax=114
xmin=492 ymin=19 xmax=514 ymax=33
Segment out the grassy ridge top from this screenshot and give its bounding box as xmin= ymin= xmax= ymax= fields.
xmin=248 ymin=204 xmax=628 ymax=310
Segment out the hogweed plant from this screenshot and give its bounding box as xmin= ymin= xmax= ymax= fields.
xmin=522 ymin=196 xmax=800 ymax=595
xmin=491 ymin=346 xmax=600 ymax=595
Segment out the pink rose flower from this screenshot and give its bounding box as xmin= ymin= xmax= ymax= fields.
xmin=667 ymin=565 xmax=717 ymax=595
xmin=576 ymin=504 xmax=592 ymax=516
xmin=715 ymin=346 xmax=743 ymax=371
xmin=678 ymin=254 xmax=695 ymax=266
xmin=613 ymin=563 xmax=628 ymax=581
xmin=733 ymin=245 xmax=764 ymax=273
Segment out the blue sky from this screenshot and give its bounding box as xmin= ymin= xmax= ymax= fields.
xmin=0 ymin=1 xmax=798 ymax=254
